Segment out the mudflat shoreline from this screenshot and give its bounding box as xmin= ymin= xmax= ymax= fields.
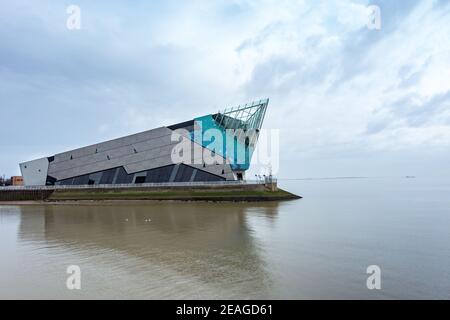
xmin=0 ymin=185 xmax=301 ymax=203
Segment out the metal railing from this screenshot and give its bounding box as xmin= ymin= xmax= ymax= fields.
xmin=0 ymin=179 xmax=276 ymax=191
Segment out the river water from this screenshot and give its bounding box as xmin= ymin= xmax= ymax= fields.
xmin=0 ymin=177 xmax=449 ymax=299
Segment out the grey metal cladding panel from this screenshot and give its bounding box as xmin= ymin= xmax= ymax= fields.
xmin=121 ymin=143 xmax=176 ymax=171
xmin=54 ymin=162 xmax=118 ymax=181
xmin=53 ymin=145 xmax=97 ymax=163
xmin=52 ymin=157 xmax=125 ymax=180
xmin=124 ymin=139 xmax=198 ymax=174
xmin=205 ymin=163 xmax=232 ymax=174
xmin=48 ymin=145 xmax=133 ymax=174
xmin=52 ymin=127 xmax=171 ymax=163
xmin=53 ymin=142 xmax=176 ymax=180
xmin=131 ymin=142 xmax=177 ymax=162
xmin=209 ymin=163 xmax=232 ymax=175
xmin=50 ymin=140 xmax=162 ymax=173
xmin=20 ymin=157 xmax=49 ymax=186
xmin=200 ymin=165 xmax=234 ymax=180
xmin=48 ymin=132 xmax=176 ymax=177
xmin=125 ymin=139 xmax=229 ymax=176
xmin=133 ymin=134 xmax=174 ymax=152
xmin=52 ymin=129 xmax=168 ymax=164
xmin=124 ymin=153 xmax=174 ymax=174
xmin=224 ymin=172 xmax=236 ymax=180
xmin=95 ymin=127 xmax=172 ymax=151
xmin=96 ymin=146 xmax=166 ymax=174
xmin=190 ymin=163 xmax=231 ymax=176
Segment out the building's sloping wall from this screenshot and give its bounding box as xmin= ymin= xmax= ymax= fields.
xmin=19 ymin=157 xmax=49 ymax=186
xmin=40 ymin=126 xmax=234 ymax=185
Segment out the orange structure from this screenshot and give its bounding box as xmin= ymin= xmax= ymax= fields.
xmin=11 ymin=176 xmax=24 ymax=186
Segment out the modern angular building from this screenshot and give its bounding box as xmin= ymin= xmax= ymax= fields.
xmin=20 ymin=99 xmax=268 ymax=186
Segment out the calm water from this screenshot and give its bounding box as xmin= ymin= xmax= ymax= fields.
xmin=1 ymin=178 xmax=449 ymax=299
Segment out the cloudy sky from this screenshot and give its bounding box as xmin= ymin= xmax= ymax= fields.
xmin=1 ymin=0 xmax=449 ymax=179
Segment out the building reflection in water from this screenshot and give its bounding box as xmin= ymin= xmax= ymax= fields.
xmin=16 ymin=202 xmax=280 ymax=298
